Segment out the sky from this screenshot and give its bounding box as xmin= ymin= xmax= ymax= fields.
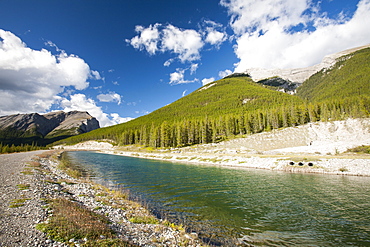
xmin=0 ymin=0 xmax=369 ymax=127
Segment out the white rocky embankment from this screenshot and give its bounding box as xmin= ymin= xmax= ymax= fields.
xmin=102 ymin=118 xmax=370 ymax=176
xmin=58 ymin=118 xmax=370 ymax=176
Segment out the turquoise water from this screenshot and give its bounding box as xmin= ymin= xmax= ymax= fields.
xmin=68 ymin=151 xmax=370 ymax=246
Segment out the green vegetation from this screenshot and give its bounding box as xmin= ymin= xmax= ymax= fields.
xmin=58 ymin=152 xmax=86 ymax=178
xmin=297 ymin=47 xmax=370 ymax=102
xmin=9 ymin=198 xmax=30 ymax=208
xmin=17 ymin=184 xmax=30 ymax=190
xmin=0 ymin=127 xmax=72 ymax=147
xmin=35 ymin=198 xmax=122 ymax=244
xmin=0 ymin=142 xmax=46 ymax=154
xmin=129 ymin=215 xmax=159 ymax=224
xmin=347 ymin=145 xmax=370 ymax=154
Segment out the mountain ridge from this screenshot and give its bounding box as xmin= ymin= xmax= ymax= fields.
xmin=243 ymin=43 xmax=370 ymax=83
xmin=0 ymin=111 xmax=100 ymax=145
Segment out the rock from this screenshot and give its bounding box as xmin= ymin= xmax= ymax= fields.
xmin=0 ymin=111 xmax=100 ymax=144
xmin=243 ymin=44 xmax=370 ymax=83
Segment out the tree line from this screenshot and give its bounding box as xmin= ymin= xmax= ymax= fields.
xmin=62 ymin=96 xmax=369 ymax=148
xmin=0 ymin=142 xmax=46 ymax=154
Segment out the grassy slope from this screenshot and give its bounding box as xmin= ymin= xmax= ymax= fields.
xmin=60 ymin=76 xmax=304 ymax=144
xmin=297 ymin=47 xmax=370 ymax=102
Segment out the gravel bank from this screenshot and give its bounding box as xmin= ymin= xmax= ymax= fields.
xmin=0 ymin=151 xmax=203 ymax=247
xmin=0 ymin=151 xmax=54 ymax=247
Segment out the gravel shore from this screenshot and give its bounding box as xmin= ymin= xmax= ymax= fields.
xmin=0 ymin=151 xmax=203 ymax=247
xmin=0 ymin=151 xmax=54 ymax=247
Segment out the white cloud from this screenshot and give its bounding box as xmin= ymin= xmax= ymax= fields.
xmin=220 ymin=0 xmax=310 ymax=35
xmin=60 ymin=94 xmax=131 ymax=127
xmin=202 ymin=20 xmax=228 ymax=47
xmin=128 ymin=24 xmax=161 ymax=55
xmin=90 ymin=70 xmax=102 ymax=80
xmin=205 ymin=30 xmax=227 ymax=46
xmin=128 ymin=21 xmax=228 ymax=65
xmin=202 ymin=77 xmax=215 ymax=86
xmin=169 ymin=68 xmax=199 ymax=85
xmin=163 ymin=58 xmax=174 ymax=67
xmin=110 ymin=113 xmax=134 ymax=124
xmin=161 ymin=24 xmax=204 ymax=63
xmin=97 ymin=92 xmax=122 ymax=105
xmin=127 ymin=24 xmax=204 ymax=63
xmin=221 ymin=0 xmax=370 ymax=71
xmin=190 ymin=63 xmax=199 ymax=74
xmin=0 ymin=29 xmax=98 ymax=116
xmin=218 ymin=69 xmax=232 ymax=78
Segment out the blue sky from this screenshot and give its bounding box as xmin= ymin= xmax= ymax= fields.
xmin=0 ymin=0 xmax=369 ymax=126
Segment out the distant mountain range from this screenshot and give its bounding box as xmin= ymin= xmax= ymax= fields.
xmin=57 ymin=44 xmax=370 ymax=148
xmin=0 ymin=111 xmax=99 ymax=145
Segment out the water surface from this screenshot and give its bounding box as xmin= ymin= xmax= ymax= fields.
xmin=69 ymin=151 xmax=370 ymax=246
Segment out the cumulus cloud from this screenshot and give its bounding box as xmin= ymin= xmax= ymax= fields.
xmin=205 ymin=30 xmax=227 ymax=46
xmin=161 ymin=24 xmax=204 ymax=62
xmin=127 ymin=24 xmax=203 ymax=63
xmin=221 ymin=0 xmax=370 ymax=71
xmin=218 ymin=69 xmax=232 ymax=78
xmin=202 ymin=77 xmax=215 ymax=86
xmin=202 ymin=20 xmax=228 ymax=46
xmin=128 ymin=24 xmax=161 ymax=55
xmin=127 ymin=20 xmax=228 ymax=65
xmin=60 ymin=94 xmax=132 ymax=127
xmin=169 ymin=68 xmax=199 ymax=85
xmin=0 ymin=29 xmax=100 ymax=116
xmin=97 ymin=92 xmax=122 ymax=105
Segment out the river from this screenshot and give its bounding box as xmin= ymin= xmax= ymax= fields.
xmin=68 ymin=151 xmax=370 ymax=246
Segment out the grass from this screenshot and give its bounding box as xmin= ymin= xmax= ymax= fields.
xmin=83 ymin=239 xmax=135 ymax=247
xmin=36 ymin=198 xmax=117 ymax=243
xmin=58 ymin=152 xmax=85 ymax=178
xmin=129 ymin=215 xmax=159 ymax=224
xmin=21 ymin=168 xmax=34 ymax=175
xmin=9 ymin=198 xmax=30 ymax=208
xmin=347 ymin=145 xmax=370 ymax=154
xmin=17 ymin=184 xmax=30 ymax=190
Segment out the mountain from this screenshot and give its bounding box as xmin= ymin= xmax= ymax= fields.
xmin=244 ymin=44 xmax=370 ymax=83
xmin=296 ymin=46 xmax=370 ymax=102
xmin=0 ymin=111 xmax=99 ymax=145
xmin=56 ymin=45 xmax=370 ymax=148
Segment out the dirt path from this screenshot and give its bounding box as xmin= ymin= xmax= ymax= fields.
xmin=0 ymin=151 xmax=52 ymax=247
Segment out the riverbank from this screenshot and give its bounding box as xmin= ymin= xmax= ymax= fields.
xmin=60 ymin=118 xmax=370 ymax=177
xmin=104 ymin=148 xmax=370 ymax=177
xmin=59 ymin=140 xmax=370 ymax=176
xmin=0 ymin=150 xmax=203 ymax=247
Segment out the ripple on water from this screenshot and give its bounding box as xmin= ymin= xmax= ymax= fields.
xmin=68 ymin=151 xmax=370 ymax=246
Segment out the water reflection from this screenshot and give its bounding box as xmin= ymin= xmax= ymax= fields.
xmin=68 ymin=151 xmax=370 ymax=246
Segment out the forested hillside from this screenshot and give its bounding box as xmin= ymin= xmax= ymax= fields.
xmin=56 ymin=47 xmax=370 ymax=148
xmin=297 ymin=47 xmax=370 ymax=101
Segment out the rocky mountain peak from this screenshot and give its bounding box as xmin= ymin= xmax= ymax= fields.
xmin=244 ymin=43 xmax=370 ymax=83
xmin=0 ymin=111 xmax=100 ymax=142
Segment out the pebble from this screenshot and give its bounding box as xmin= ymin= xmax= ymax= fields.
xmin=0 ymin=151 xmax=204 ymax=247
